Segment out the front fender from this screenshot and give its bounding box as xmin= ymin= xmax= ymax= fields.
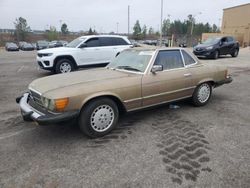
xmin=80 ymin=91 xmax=124 ymax=109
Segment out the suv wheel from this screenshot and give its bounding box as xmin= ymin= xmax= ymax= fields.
xmin=213 ymin=50 xmax=219 ymax=59
xmin=79 ymin=98 xmax=119 ymax=138
xmin=192 ymin=82 xmax=212 ymax=106
xmin=55 ymin=59 xmax=75 ymax=74
xmin=231 ymin=49 xmax=239 ymax=57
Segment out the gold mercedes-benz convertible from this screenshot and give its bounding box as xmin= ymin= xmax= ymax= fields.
xmin=16 ymin=47 xmax=232 ymax=137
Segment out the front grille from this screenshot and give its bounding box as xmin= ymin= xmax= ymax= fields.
xmin=29 ymin=89 xmax=43 ymax=107
xmin=195 ymin=48 xmax=204 ymax=52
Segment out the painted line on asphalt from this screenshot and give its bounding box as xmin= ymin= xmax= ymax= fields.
xmin=17 ymin=65 xmax=25 ymax=72
xmin=0 ymin=127 xmax=36 ymax=140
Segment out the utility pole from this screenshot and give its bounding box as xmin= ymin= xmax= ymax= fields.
xmin=116 ymin=22 xmax=119 ymax=34
xmin=160 ymin=0 xmax=163 ymax=46
xmin=128 ymin=5 xmax=130 ymax=36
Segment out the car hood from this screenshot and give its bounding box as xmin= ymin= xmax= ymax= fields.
xmin=37 ymin=47 xmax=76 ymax=53
xmin=194 ymin=43 xmax=214 ymax=48
xmin=29 ymin=68 xmax=135 ymax=96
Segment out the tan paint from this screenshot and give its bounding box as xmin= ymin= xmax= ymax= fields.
xmin=29 ymin=47 xmax=229 ymax=113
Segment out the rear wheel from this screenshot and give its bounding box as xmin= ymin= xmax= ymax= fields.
xmin=231 ymin=48 xmax=239 ymax=57
xmin=192 ymin=83 xmax=212 ymax=106
xmin=55 ymin=59 xmax=75 ymax=74
xmin=78 ymin=98 xmax=119 ymax=138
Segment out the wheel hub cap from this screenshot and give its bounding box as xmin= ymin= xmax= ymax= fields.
xmin=90 ymin=105 xmax=114 ymax=132
xmin=197 ymin=84 xmax=210 ymax=103
xmin=60 ymin=62 xmax=71 ymax=73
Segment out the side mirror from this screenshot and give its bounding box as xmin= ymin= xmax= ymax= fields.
xmin=79 ymin=43 xmax=87 ymax=48
xmin=151 ymin=65 xmax=163 ymax=73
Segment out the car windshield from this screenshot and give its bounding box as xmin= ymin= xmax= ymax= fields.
xmin=107 ymin=50 xmax=153 ymax=73
xmin=202 ymin=37 xmax=221 ymax=45
xmin=66 ymin=38 xmax=85 ymax=48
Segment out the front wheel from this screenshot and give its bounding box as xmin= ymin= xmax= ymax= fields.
xmin=78 ymin=98 xmax=119 ymax=138
xmin=213 ymin=50 xmax=219 ymax=59
xmin=192 ymin=83 xmax=212 ymax=106
xmin=231 ymin=48 xmax=239 ymax=57
xmin=55 ymin=59 xmax=75 ymax=74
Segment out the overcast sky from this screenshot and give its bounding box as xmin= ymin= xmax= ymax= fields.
xmin=0 ymin=0 xmax=249 ymax=33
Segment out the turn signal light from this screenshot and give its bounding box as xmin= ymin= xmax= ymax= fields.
xmin=55 ymin=98 xmax=69 ymax=111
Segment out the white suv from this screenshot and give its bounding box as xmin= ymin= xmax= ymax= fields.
xmin=37 ymin=35 xmax=132 ymax=73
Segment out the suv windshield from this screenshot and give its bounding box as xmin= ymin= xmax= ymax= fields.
xmin=67 ymin=38 xmax=85 ymax=48
xmin=107 ymin=50 xmax=153 ymax=73
xmin=202 ymin=37 xmax=221 ymax=45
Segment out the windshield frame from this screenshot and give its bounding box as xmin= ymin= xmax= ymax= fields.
xmin=107 ymin=49 xmax=155 ymax=75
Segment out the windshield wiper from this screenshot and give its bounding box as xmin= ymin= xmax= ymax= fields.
xmin=116 ymin=66 xmax=141 ymax=72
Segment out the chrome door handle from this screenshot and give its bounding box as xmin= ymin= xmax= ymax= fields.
xmin=184 ymin=73 xmax=192 ymax=77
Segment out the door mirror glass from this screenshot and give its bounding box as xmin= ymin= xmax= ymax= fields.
xmin=151 ymin=65 xmax=163 ymax=73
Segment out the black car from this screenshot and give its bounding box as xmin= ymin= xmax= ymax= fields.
xmin=36 ymin=40 xmax=49 ymax=50
xmin=5 ymin=42 xmax=19 ymax=51
xmin=21 ymin=43 xmax=35 ymax=51
xmin=48 ymin=40 xmax=64 ymax=48
xmin=193 ymin=36 xmax=239 ymax=59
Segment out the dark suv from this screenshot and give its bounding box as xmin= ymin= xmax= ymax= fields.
xmin=193 ymin=36 xmax=239 ymax=59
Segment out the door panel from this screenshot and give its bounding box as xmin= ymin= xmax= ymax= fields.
xmin=142 ymin=69 xmax=192 ymax=107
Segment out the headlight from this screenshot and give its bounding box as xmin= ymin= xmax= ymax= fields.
xmin=206 ymin=46 xmax=213 ymax=50
xmin=41 ymin=97 xmax=55 ymax=111
xmin=41 ymin=97 xmax=68 ymax=112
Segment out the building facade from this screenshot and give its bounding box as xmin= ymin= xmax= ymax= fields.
xmin=221 ymin=3 xmax=250 ymax=47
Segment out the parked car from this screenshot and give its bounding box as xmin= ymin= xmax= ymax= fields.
xmin=37 ymin=35 xmax=132 ymax=74
xmin=17 ymin=47 xmax=232 ymax=138
xmin=193 ymin=36 xmax=239 ymax=59
xmin=18 ymin=41 xmax=27 ymax=49
xmin=143 ymin=40 xmax=157 ymax=46
xmin=48 ymin=40 xmax=64 ymax=48
xmin=36 ymin=40 xmax=49 ymax=50
xmin=59 ymin=40 xmax=68 ymax=46
xmin=20 ymin=43 xmax=35 ymax=51
xmin=5 ymin=42 xmax=19 ymax=51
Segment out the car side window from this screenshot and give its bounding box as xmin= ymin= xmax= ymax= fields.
xmin=154 ymin=50 xmax=184 ymax=70
xmin=85 ymin=38 xmax=100 ymax=47
xmin=227 ymin=37 xmax=234 ymax=42
xmin=221 ymin=37 xmax=227 ymax=43
xmin=113 ymin=38 xmax=129 ymax=45
xmin=181 ymin=50 xmax=196 ymax=66
xmin=99 ymin=37 xmax=114 ymax=46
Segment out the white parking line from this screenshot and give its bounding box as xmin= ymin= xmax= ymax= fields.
xmin=0 ymin=127 xmax=36 ymax=140
xmin=17 ymin=65 xmax=25 ymax=72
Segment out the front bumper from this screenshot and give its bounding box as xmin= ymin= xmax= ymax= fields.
xmin=193 ymin=49 xmax=214 ymax=57
xmin=16 ymin=93 xmax=79 ymax=125
xmin=214 ymin=76 xmax=233 ymax=88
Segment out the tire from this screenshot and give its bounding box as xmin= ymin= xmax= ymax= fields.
xmin=231 ymin=48 xmax=239 ymax=57
xmin=78 ymin=98 xmax=119 ymax=138
xmin=55 ymin=58 xmax=75 ymax=74
xmin=213 ymin=50 xmax=219 ymax=59
xmin=192 ymin=82 xmax=212 ymax=107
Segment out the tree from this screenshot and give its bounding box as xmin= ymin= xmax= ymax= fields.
xmin=142 ymin=25 xmax=147 ymax=39
xmin=61 ymin=23 xmax=69 ymax=34
xmin=14 ymin=17 xmax=31 ymax=41
xmin=148 ymin=27 xmax=154 ymax=35
xmin=88 ymin=27 xmax=94 ymax=35
xmin=133 ymin=20 xmax=142 ymax=39
xmin=162 ymin=18 xmax=170 ymax=36
xmin=47 ymin=26 xmax=58 ymax=41
xmin=212 ymin=24 xmax=218 ymax=33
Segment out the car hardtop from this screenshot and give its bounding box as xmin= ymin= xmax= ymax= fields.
xmin=78 ymin=35 xmax=130 ymax=41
